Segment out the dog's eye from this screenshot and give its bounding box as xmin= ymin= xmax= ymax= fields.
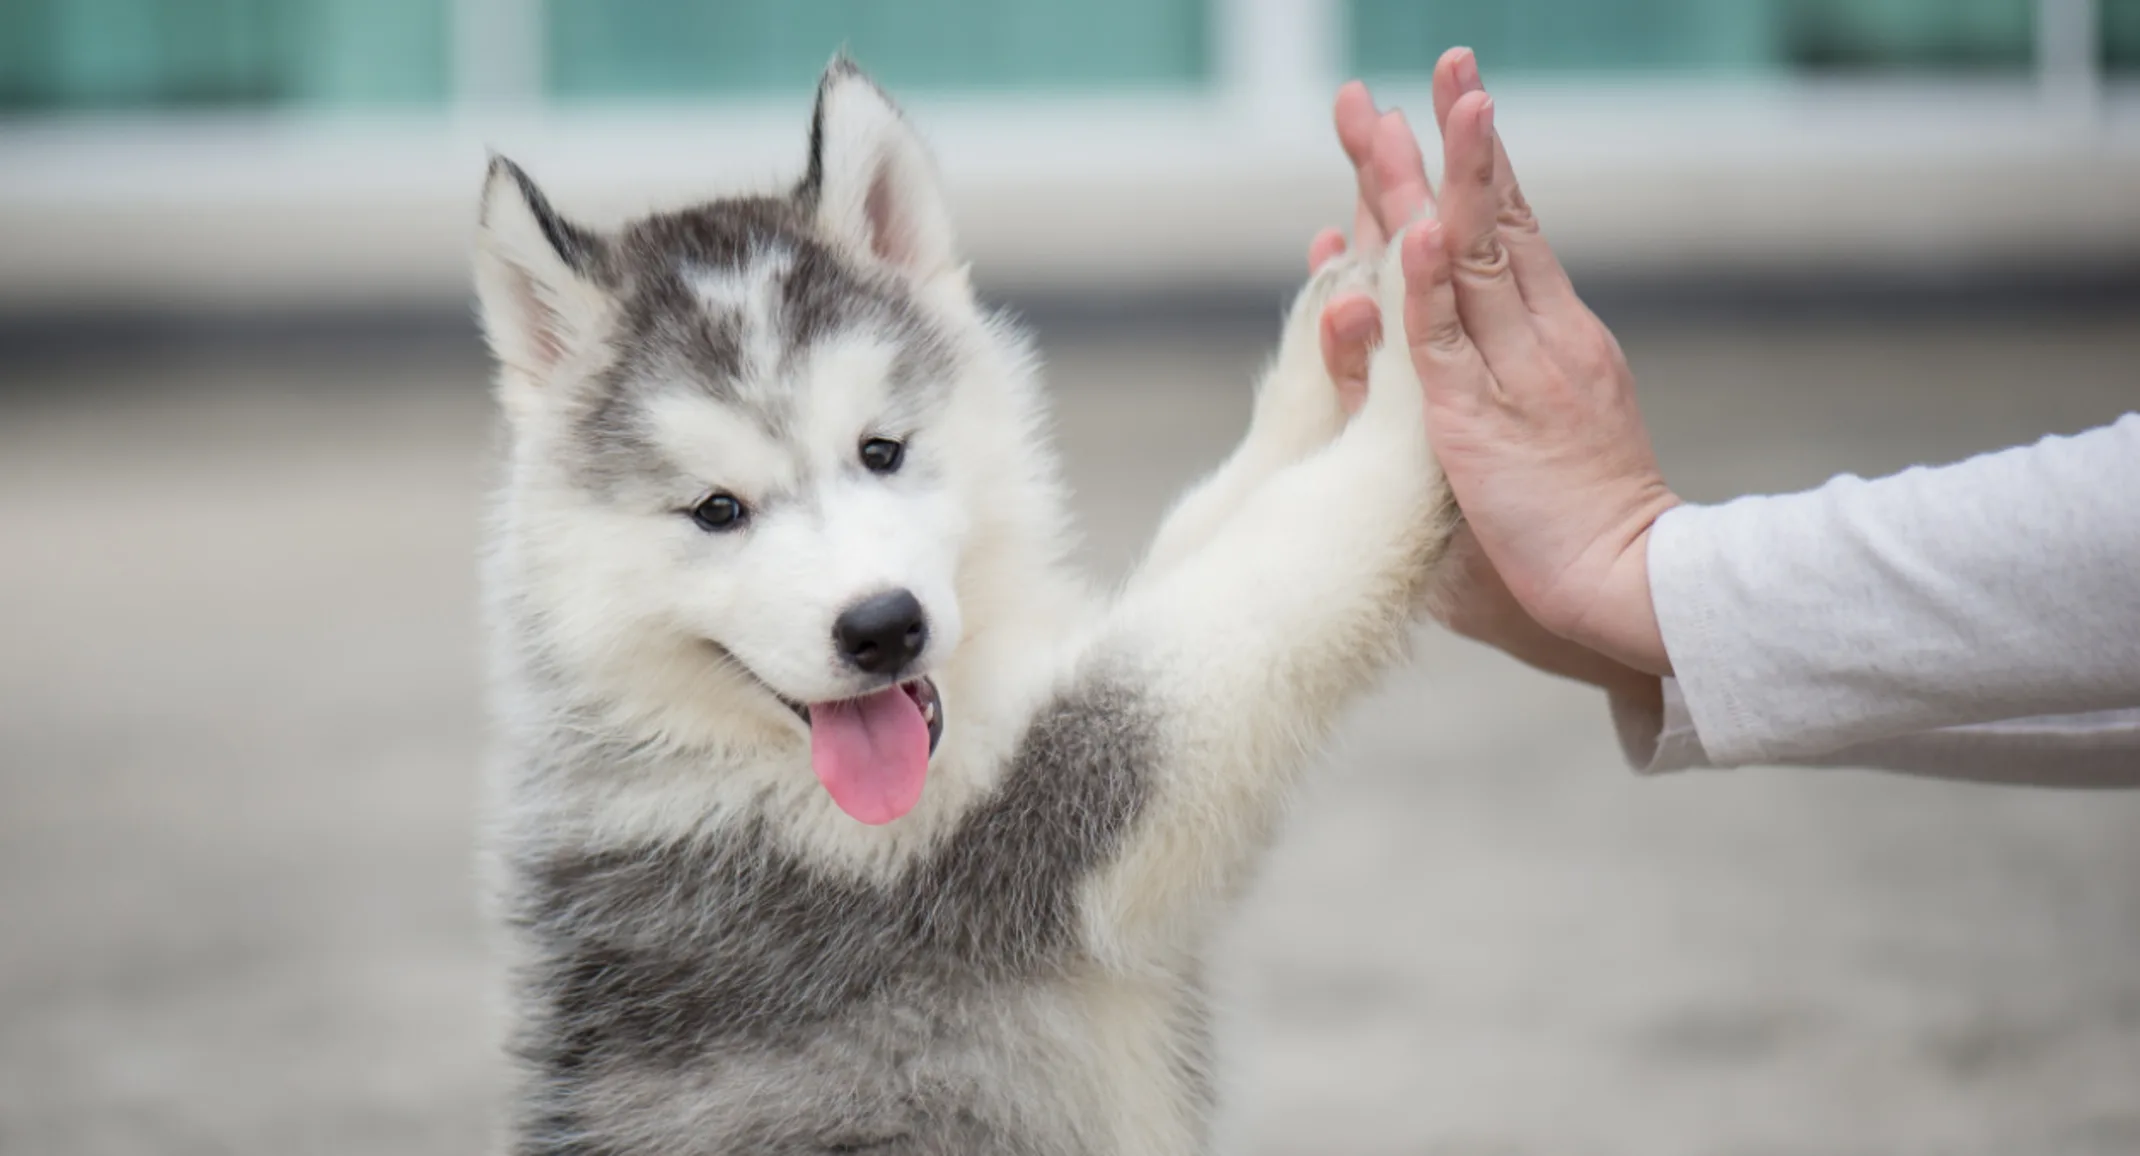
xmin=859 ymin=437 xmax=905 ymax=474
xmin=690 ymin=493 xmax=747 ymax=532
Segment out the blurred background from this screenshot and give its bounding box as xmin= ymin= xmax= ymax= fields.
xmin=1 ymin=1 xmax=2136 ymax=1153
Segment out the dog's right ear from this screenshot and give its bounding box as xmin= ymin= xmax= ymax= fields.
xmin=798 ymin=58 xmax=959 ymax=282
xmin=474 ymin=156 xmax=608 ymax=391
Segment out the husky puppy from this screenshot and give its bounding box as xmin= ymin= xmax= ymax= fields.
xmin=476 ymin=59 xmax=1457 ymax=1156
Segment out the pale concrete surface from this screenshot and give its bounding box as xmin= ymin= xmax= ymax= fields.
xmin=1 ymin=305 xmax=2136 ymax=1155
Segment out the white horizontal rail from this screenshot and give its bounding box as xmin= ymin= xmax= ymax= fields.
xmin=0 ymin=80 xmax=2135 ymax=308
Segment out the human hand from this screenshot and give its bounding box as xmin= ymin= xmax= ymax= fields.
xmin=1313 ymin=50 xmax=1680 ymax=677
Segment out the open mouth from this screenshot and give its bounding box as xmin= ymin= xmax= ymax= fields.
xmin=801 ymin=676 xmax=944 ymax=826
xmin=903 ymin=678 xmax=945 ymax=751
xmin=776 ymin=677 xmax=942 ymax=752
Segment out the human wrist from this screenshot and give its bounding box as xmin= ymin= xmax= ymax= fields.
xmin=1592 ymin=524 xmax=1672 ymax=675
xmin=1551 ymin=502 xmax=1677 ymax=678
xmin=1477 ymin=599 xmax=1659 ymax=697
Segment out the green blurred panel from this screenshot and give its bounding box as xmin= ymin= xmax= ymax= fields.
xmin=1349 ymin=0 xmax=2034 ymax=77
xmin=544 ymin=0 xmax=1209 ymax=98
xmin=2108 ymin=0 xmax=2140 ymax=74
xmin=1349 ymin=0 xmax=1777 ymax=75
xmin=288 ymin=0 xmax=449 ymax=104
xmin=0 ymin=0 xmax=66 ymax=107
xmin=0 ymin=0 xmax=445 ymax=112
xmin=24 ymin=0 xmax=283 ymax=106
xmin=1782 ymin=0 xmax=2033 ymax=71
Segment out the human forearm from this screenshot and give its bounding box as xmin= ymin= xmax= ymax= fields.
xmin=1649 ymin=416 xmax=2140 ymax=766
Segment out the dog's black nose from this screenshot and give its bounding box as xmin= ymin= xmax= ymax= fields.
xmin=833 ymin=589 xmax=928 ymax=675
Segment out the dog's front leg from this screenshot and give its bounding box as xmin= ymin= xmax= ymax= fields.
xmin=1081 ymin=243 xmax=1460 ymax=954
xmin=1127 ymin=256 xmax=1374 ymax=588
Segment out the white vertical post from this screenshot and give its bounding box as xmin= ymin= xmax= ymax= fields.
xmin=1216 ymin=0 xmax=1343 ymax=135
xmin=452 ymin=0 xmax=545 ymax=108
xmin=2036 ymin=0 xmax=2101 ymax=126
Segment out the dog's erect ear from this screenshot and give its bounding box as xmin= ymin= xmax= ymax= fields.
xmin=799 ymin=59 xmax=958 ymax=280
xmin=474 ymin=156 xmax=609 ymax=384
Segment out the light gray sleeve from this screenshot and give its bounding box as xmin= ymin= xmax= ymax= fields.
xmin=1612 ymin=678 xmax=2140 ymax=787
xmin=1632 ymin=413 xmax=2140 ymax=778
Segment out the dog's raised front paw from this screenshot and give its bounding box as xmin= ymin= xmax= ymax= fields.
xmin=1251 ymin=249 xmax=1381 ymax=452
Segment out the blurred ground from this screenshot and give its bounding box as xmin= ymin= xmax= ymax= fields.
xmin=1 ymin=300 xmax=2136 ymax=1155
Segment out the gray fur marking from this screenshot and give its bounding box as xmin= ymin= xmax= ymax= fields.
xmin=556 ymin=194 xmax=956 ymax=498
xmin=506 ymin=672 xmax=1163 ymax=1155
xmin=495 ymin=74 xmax=959 ymax=502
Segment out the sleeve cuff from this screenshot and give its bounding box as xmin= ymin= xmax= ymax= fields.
xmin=1610 ymin=677 xmax=1714 ymax=774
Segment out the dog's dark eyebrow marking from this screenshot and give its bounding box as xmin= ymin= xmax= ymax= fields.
xmin=549 ymin=154 xmax=966 ymax=505
xmin=681 ymin=309 xmax=746 ymax=387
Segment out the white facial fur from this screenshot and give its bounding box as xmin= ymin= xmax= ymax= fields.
xmin=475 ymin=70 xmax=1093 ymax=831
xmin=487 ymin=281 xmax=993 ymax=757
xmin=636 ymin=336 xmax=970 ymax=704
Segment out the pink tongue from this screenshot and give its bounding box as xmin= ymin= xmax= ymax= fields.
xmin=808 ymin=687 xmax=929 ymax=824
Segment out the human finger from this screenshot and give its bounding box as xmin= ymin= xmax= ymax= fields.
xmin=1431 ymin=45 xmax=1475 ymax=130
xmin=1436 ymin=91 xmax=1538 ymax=365
xmin=1334 ymin=81 xmax=1388 ymax=250
xmin=1432 ymin=51 xmax=1578 ymax=313
xmin=1398 ymin=219 xmax=1495 ymax=414
xmin=1365 ymin=109 xmax=1434 ymax=240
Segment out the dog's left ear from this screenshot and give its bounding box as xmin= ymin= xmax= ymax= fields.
xmin=474 ymin=156 xmax=610 ymax=392
xmin=799 ymin=59 xmax=959 ymax=281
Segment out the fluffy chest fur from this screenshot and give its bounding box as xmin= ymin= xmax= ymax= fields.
xmin=499 ymin=675 xmax=1218 ymax=1156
